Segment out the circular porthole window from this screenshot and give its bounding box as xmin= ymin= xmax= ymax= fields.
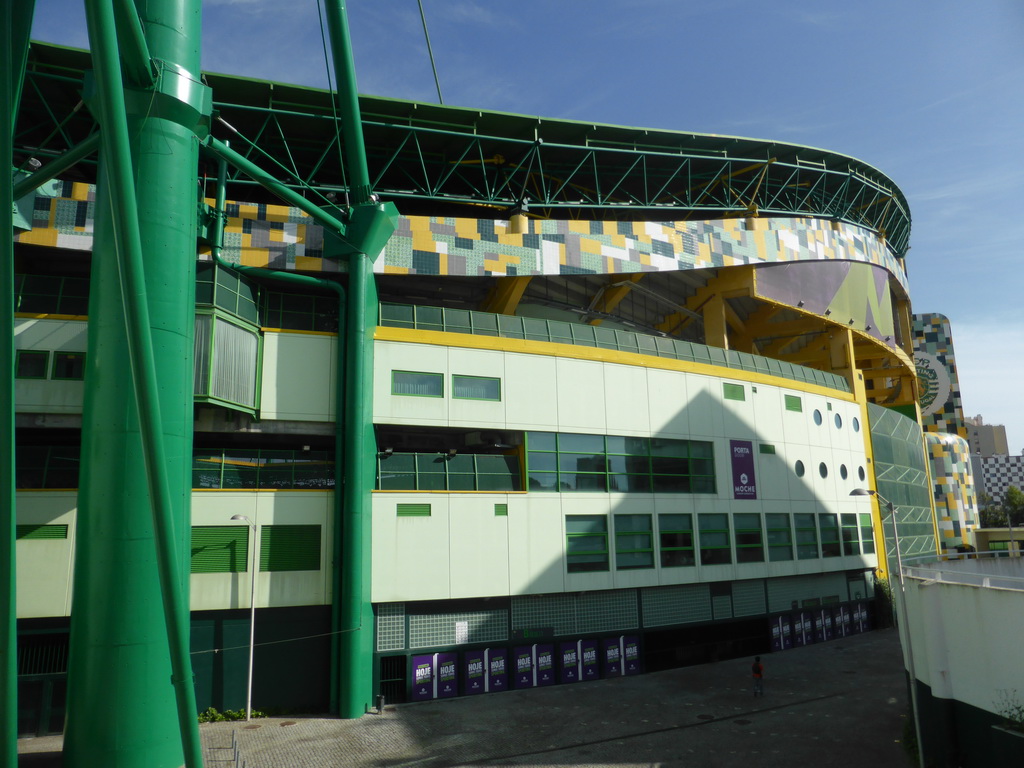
xmin=795 ymin=460 xmax=805 ymax=477
xmin=819 ymin=462 xmax=828 ymax=478
xmin=834 ymin=414 xmax=842 ymax=429
xmin=840 ymin=464 xmax=848 ymax=480
xmin=813 ymin=410 xmax=823 ymax=426
xmin=853 ymin=417 xmax=860 ymax=433
xmin=858 ymin=466 xmax=866 ymax=481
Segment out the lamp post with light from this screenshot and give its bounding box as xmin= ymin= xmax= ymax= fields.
xmin=850 ymin=488 xmax=923 ymax=768
xmin=230 ymin=514 xmax=258 ymax=721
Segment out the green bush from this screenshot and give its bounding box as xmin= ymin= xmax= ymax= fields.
xmin=198 ymin=707 xmax=266 ymax=723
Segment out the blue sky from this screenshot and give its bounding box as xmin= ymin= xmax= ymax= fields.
xmin=33 ymin=0 xmax=1024 ymax=451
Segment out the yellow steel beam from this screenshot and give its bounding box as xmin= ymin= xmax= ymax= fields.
xmin=480 ymin=275 xmax=532 ymax=315
xmin=588 ymin=273 xmax=645 ymax=326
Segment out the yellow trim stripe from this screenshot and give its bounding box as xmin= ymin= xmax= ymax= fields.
xmin=374 ymin=326 xmax=857 ymax=402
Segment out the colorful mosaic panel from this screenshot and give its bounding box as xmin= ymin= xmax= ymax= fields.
xmin=15 ymin=185 xmax=903 ymax=286
xmin=926 ymin=432 xmax=977 ymax=552
xmin=912 ymin=313 xmax=966 ymax=438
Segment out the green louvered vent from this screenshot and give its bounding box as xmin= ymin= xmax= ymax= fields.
xmin=494 ymin=503 xmax=508 ymax=516
xmin=191 ymin=525 xmax=249 ymax=574
xmin=259 ymin=525 xmax=321 ymax=572
xmin=397 ymin=503 xmax=431 ymax=517
xmin=15 ymin=524 xmax=68 ymax=540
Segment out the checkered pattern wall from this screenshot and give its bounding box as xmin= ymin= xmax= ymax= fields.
xmin=980 ymin=455 xmax=1024 ymax=504
xmin=15 ymin=186 xmax=904 ymax=285
xmin=926 ymin=432 xmax=977 ymax=551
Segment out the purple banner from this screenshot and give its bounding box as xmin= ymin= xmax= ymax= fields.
xmin=535 ymin=644 xmax=556 ymax=686
xmin=411 ymin=655 xmax=434 ymax=702
xmin=486 ymin=648 xmax=508 ymax=692
xmin=463 ymin=650 xmax=486 ymax=695
xmin=730 ymin=439 xmax=757 ymax=499
xmin=623 ymin=636 xmax=641 ymax=675
xmin=512 ymin=645 xmax=535 ymax=688
xmin=436 ymin=653 xmax=458 ymax=698
xmin=770 ymin=617 xmax=783 ymax=652
xmin=580 ymin=639 xmax=600 ymax=681
xmin=558 ymin=641 xmax=580 ymax=684
xmin=601 ymin=637 xmax=622 ymax=678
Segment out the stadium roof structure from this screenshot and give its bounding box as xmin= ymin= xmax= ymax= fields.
xmin=17 ymin=41 xmax=910 ymax=257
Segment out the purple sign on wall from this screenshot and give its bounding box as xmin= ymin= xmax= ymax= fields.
xmin=580 ymin=639 xmax=600 ymax=681
xmin=436 ymin=652 xmax=458 ymax=698
xmin=463 ymin=650 xmax=486 ymax=695
xmin=512 ymin=645 xmax=535 ymax=688
xmin=535 ymin=644 xmax=556 ymax=686
xmin=601 ymin=637 xmax=622 ymax=677
xmin=411 ymin=655 xmax=434 ymax=702
xmin=730 ymin=439 xmax=757 ymax=499
xmin=558 ymin=641 xmax=580 ymax=684
xmin=486 ymin=648 xmax=508 ymax=692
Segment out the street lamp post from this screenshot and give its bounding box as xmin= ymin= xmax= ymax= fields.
xmin=231 ymin=514 xmax=258 ymax=721
xmin=850 ymin=488 xmax=923 ymax=768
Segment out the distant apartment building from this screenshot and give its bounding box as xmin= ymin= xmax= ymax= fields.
xmin=965 ymin=415 xmax=1009 ymax=457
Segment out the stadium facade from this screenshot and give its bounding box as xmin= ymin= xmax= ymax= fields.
xmin=6 ymin=16 xmax=988 ymax=768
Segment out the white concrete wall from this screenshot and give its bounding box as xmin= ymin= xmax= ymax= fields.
xmin=16 ymin=491 xmax=334 ymax=618
xmin=259 ymin=331 xmax=336 ymax=421
xmin=15 ymin=492 xmax=77 ymax=618
xmin=901 ymin=566 xmax=1024 ymax=717
xmin=13 ymin=318 xmax=87 ymax=414
xmin=371 ymin=340 xmax=876 ymax=603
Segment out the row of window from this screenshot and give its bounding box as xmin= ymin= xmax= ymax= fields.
xmin=727 ymin=386 xmax=861 ymax=433
xmin=392 ymin=371 xmax=501 ymax=401
xmin=16 ymin=267 xmax=340 ymax=334
xmin=379 ymin=302 xmax=852 ymax=394
xmin=566 ymin=511 xmax=875 ymax=573
xmin=795 ymin=460 xmax=867 ymax=482
xmin=16 ymin=447 xmax=335 ymax=490
xmin=15 ymin=350 xmax=86 ymax=381
xmin=527 ymin=432 xmax=716 ymax=494
xmin=377 ymin=453 xmax=521 ymax=492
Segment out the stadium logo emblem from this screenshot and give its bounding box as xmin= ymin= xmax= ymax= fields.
xmin=915 ymin=352 xmax=951 ymax=417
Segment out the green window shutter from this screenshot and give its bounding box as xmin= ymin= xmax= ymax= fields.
xmin=15 ymin=524 xmax=68 ymax=540
xmin=785 ymin=394 xmax=802 ymax=412
xmin=723 ymin=382 xmax=745 ymax=401
xmin=259 ymin=525 xmax=321 ymax=572
xmin=191 ymin=525 xmax=249 ymax=574
xmin=494 ymin=503 xmax=508 ymax=516
xmin=397 ymin=503 xmax=431 ymax=517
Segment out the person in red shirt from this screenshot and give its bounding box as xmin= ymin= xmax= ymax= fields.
xmin=751 ymin=656 xmax=764 ymax=697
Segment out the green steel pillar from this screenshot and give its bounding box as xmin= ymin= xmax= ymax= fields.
xmin=3 ymin=1 xmax=33 ymax=765
xmin=3 ymin=2 xmax=35 ymax=761
xmin=64 ymin=0 xmax=206 ymax=766
xmin=322 ymin=0 xmax=398 ymax=718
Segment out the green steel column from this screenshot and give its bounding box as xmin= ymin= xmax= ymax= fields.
xmin=3 ymin=2 xmax=35 ymax=760
xmin=322 ymin=0 xmax=399 ymax=717
xmin=64 ymin=0 xmax=204 ymax=766
xmin=324 ymin=0 xmax=372 ymax=205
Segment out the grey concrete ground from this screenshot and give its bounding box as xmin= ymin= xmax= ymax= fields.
xmin=19 ymin=628 xmax=911 ymax=767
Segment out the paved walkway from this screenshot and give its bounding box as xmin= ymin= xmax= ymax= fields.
xmin=20 ymin=628 xmax=911 ymax=767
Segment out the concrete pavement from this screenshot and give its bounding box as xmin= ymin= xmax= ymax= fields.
xmin=19 ymin=628 xmax=911 ymax=767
